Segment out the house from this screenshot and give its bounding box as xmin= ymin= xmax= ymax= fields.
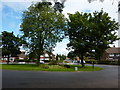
xmin=0 ymin=50 xmax=27 ymax=62
xmin=40 ymin=51 xmax=55 ymax=61
xmin=101 ymin=47 xmax=120 ymax=61
xmin=17 ymin=50 xmax=27 ymax=60
xmin=29 ymin=50 xmax=55 ymax=61
xmin=1 ymin=49 xmax=55 ymax=62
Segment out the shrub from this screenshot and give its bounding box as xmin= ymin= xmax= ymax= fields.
xmin=40 ymin=64 xmax=49 ymax=69
xmin=15 ymin=59 xmax=29 ymax=62
xmin=85 ymin=61 xmax=92 ymax=64
xmin=49 ymin=60 xmax=58 ymax=65
xmin=96 ymin=60 xmax=118 ymax=65
xmin=85 ymin=60 xmax=97 ymax=64
xmin=31 ymin=60 xmax=37 ymax=62
xmin=64 ymin=65 xmax=70 ymax=68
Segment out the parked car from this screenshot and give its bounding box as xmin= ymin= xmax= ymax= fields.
xmin=63 ymin=59 xmax=72 ymax=63
xmin=80 ymin=60 xmax=86 ymax=64
xmin=63 ymin=59 xmax=86 ymax=65
xmin=73 ymin=60 xmax=86 ymax=64
xmin=18 ymin=62 xmax=26 ymax=64
xmin=63 ymin=59 xmax=73 ymax=64
xmin=40 ymin=60 xmax=44 ymax=64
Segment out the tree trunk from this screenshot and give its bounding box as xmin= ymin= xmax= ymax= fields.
xmin=36 ymin=54 xmax=40 ymax=67
xmin=7 ymin=55 xmax=10 ymax=64
xmin=95 ymin=52 xmax=101 ymax=60
xmin=48 ymin=53 xmax=51 ymax=61
xmin=80 ymin=54 xmax=85 ymax=67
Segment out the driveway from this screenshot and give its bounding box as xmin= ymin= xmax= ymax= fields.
xmin=2 ymin=64 xmax=119 ymax=88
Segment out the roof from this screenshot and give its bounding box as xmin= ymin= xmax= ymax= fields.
xmin=18 ymin=52 xmax=26 ymax=58
xmin=106 ymin=47 xmax=120 ymax=53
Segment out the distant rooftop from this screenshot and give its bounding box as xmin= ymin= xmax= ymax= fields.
xmin=106 ymin=47 xmax=120 ymax=53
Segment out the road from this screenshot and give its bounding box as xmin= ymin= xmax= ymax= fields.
xmin=2 ymin=64 xmax=119 ymax=88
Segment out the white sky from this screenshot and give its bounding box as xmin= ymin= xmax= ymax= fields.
xmin=1 ymin=0 xmax=119 ymax=55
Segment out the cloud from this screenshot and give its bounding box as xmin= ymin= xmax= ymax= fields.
xmin=2 ymin=2 xmax=31 ymax=13
xmin=53 ymin=39 xmax=69 ymax=55
xmin=1 ymin=0 xmax=119 ymax=55
xmin=82 ymin=9 xmax=92 ymax=12
xmin=1 ymin=0 xmax=42 ymax=2
xmin=0 ymin=3 xmax=2 ymax=32
xmin=0 ymin=2 xmax=2 ymax=11
xmin=63 ymin=0 xmax=118 ymax=20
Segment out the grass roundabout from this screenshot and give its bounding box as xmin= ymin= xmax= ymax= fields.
xmin=1 ymin=64 xmax=104 ymax=72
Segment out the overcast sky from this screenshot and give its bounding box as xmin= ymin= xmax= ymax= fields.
xmin=0 ymin=0 xmax=119 ymax=55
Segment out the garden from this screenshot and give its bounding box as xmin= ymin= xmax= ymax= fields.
xmin=0 ymin=62 xmax=104 ymax=72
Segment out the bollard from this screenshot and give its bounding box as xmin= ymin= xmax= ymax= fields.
xmin=92 ymin=61 xmax=94 ymax=69
xmin=75 ymin=67 xmax=78 ymax=71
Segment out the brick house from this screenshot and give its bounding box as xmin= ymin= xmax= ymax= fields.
xmin=1 ymin=50 xmax=27 ymax=62
xmin=39 ymin=51 xmax=55 ymax=61
xmin=1 ymin=49 xmax=55 ymax=62
xmin=17 ymin=50 xmax=27 ymax=60
xmin=29 ymin=50 xmax=55 ymax=61
xmin=101 ymin=47 xmax=120 ymax=61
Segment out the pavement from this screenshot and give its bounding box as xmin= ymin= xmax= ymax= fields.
xmin=2 ymin=64 xmax=119 ymax=88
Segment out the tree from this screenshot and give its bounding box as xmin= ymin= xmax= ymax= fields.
xmin=20 ymin=2 xmax=67 ymax=66
xmin=55 ymin=54 xmax=66 ymax=60
xmin=0 ymin=34 xmax=2 ymax=47
xmin=67 ymin=12 xmax=92 ymax=67
xmin=53 ymin=0 xmax=66 ymax=13
xmin=28 ymin=50 xmax=37 ymax=60
xmin=67 ymin=51 xmax=76 ymax=60
xmin=61 ymin=54 xmax=66 ymax=60
xmin=88 ymin=10 xmax=119 ymax=60
xmin=66 ymin=10 xmax=119 ymax=67
xmin=56 ymin=54 xmax=59 ymax=60
xmin=87 ymin=0 xmax=104 ymax=3
xmin=87 ymin=0 xmax=117 ymax=5
xmin=2 ymin=31 xmax=22 ymax=64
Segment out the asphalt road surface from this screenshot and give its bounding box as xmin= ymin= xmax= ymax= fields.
xmin=2 ymin=64 xmax=119 ymax=88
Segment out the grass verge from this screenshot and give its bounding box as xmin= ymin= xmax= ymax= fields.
xmin=1 ymin=64 xmax=104 ymax=72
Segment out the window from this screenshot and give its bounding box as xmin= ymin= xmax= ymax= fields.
xmin=116 ymin=53 xmax=120 ymax=56
xmin=109 ymin=53 xmax=114 ymax=57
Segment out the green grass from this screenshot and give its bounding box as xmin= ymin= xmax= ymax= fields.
xmin=0 ymin=64 xmax=104 ymax=72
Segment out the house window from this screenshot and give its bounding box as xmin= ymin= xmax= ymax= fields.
xmin=109 ymin=53 xmax=114 ymax=57
xmin=116 ymin=53 xmax=120 ymax=56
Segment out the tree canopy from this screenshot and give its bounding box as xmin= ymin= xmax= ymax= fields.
xmin=20 ymin=1 xmax=67 ymax=66
xmin=66 ymin=9 xmax=119 ymax=67
xmin=2 ymin=31 xmax=22 ymax=64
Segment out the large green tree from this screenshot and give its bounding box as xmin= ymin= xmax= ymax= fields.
xmin=67 ymin=51 xmax=76 ymax=60
xmin=2 ymin=31 xmax=22 ymax=64
xmin=20 ymin=2 xmax=67 ymax=66
xmin=67 ymin=10 xmax=119 ymax=67
xmin=67 ymin=12 xmax=92 ymax=67
xmin=88 ymin=10 xmax=119 ymax=60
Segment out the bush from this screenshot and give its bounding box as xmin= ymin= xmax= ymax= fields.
xmin=40 ymin=64 xmax=49 ymax=69
xmin=31 ymin=60 xmax=37 ymax=62
xmin=85 ymin=60 xmax=97 ymax=64
xmin=49 ymin=60 xmax=58 ymax=65
xmin=85 ymin=60 xmax=118 ymax=65
xmin=64 ymin=65 xmax=70 ymax=68
xmin=15 ymin=59 xmax=29 ymax=62
xmin=85 ymin=61 xmax=92 ymax=64
xmin=96 ymin=60 xmax=118 ymax=65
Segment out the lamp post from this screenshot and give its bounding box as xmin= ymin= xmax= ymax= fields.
xmin=91 ymin=50 xmax=95 ymax=69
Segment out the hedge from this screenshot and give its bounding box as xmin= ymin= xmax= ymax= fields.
xmin=85 ymin=60 xmax=119 ymax=65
